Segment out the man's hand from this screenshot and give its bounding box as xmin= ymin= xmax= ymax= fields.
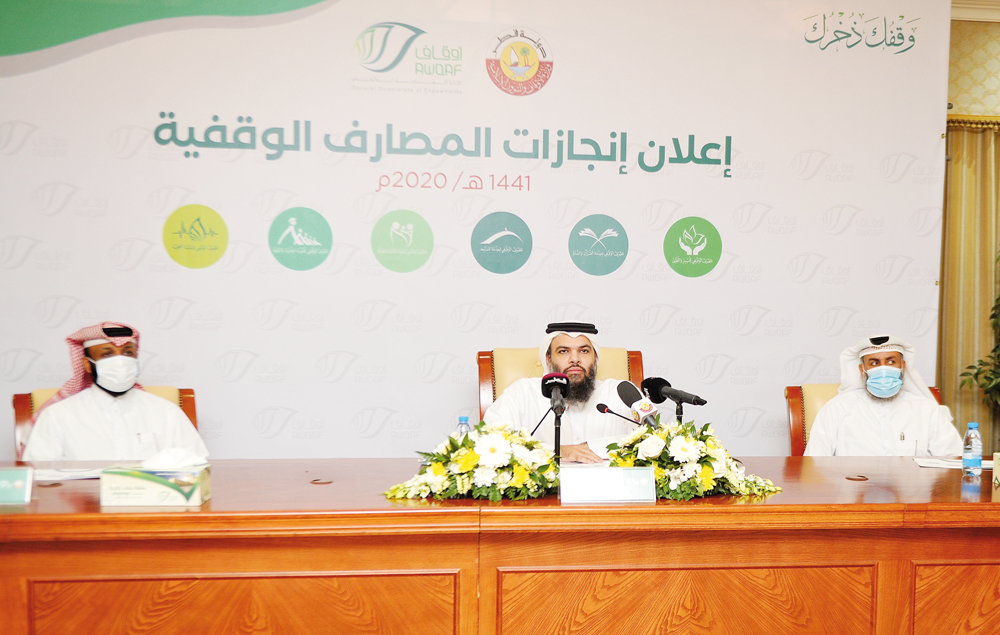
xmin=560 ymin=442 xmax=602 ymax=464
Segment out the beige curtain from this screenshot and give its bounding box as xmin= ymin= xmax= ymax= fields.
xmin=940 ymin=117 xmax=1000 ymax=454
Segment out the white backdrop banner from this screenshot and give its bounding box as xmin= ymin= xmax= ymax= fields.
xmin=0 ymin=0 xmax=950 ymax=459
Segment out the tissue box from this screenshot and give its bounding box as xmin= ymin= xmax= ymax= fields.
xmin=100 ymin=464 xmax=211 ymax=506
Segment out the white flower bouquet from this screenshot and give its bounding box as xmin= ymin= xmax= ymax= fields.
xmin=608 ymin=419 xmax=781 ymax=501
xmin=385 ymin=421 xmax=558 ymax=502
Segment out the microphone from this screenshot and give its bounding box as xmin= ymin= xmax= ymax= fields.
xmin=616 ymin=380 xmax=658 ymax=426
xmin=541 ymin=373 xmax=569 ymax=416
xmin=595 ymin=403 xmax=638 ymax=425
xmin=641 ymin=377 xmax=707 ymax=406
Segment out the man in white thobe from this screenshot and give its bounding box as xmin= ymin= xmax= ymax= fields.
xmin=22 ymin=321 xmax=209 ymax=461
xmin=483 ymin=322 xmax=637 ymax=463
xmin=805 ymin=334 xmax=962 ymax=457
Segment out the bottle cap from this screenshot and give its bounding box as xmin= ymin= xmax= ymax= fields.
xmin=459 ymin=416 xmax=469 ymax=423
xmin=969 ymin=422 xmax=979 ymax=429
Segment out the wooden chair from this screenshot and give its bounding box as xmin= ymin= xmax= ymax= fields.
xmin=478 ymin=348 xmax=644 ymax=421
xmin=12 ymin=387 xmax=198 ymax=460
xmin=785 ymin=384 xmax=942 ymax=456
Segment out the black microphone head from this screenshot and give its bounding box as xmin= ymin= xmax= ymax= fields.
xmin=616 ymin=381 xmax=642 ymax=407
xmin=541 ymin=373 xmax=569 ymax=398
xmin=641 ymin=377 xmax=671 ymax=404
xmin=595 ymin=403 xmax=610 ymax=413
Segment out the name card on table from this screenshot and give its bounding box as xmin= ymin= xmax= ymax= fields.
xmin=0 ymin=468 xmax=33 ymax=504
xmin=559 ymin=465 xmax=655 ymax=503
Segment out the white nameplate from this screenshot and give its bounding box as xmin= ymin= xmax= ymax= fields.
xmin=0 ymin=467 xmax=33 ymax=504
xmin=559 ymin=465 xmax=655 ymax=503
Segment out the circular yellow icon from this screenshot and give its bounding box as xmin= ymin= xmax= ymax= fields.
xmin=162 ymin=204 xmax=229 ymax=269
xmin=500 ymin=42 xmax=539 ymax=81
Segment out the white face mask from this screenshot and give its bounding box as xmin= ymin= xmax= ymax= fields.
xmin=89 ymin=355 xmax=139 ymax=393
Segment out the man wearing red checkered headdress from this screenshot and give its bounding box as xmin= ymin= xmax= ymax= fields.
xmin=21 ymin=322 xmax=208 ymax=461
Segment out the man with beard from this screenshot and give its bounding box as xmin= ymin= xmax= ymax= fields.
xmin=805 ymin=334 xmax=962 ymax=456
xmin=482 ymin=322 xmax=636 ymax=463
xmin=21 ymin=321 xmax=209 ymax=461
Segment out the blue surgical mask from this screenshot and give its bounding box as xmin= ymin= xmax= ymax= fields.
xmin=865 ymin=366 xmax=902 ymax=398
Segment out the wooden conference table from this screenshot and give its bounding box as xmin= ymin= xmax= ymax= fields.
xmin=1 ymin=457 xmax=998 ymax=635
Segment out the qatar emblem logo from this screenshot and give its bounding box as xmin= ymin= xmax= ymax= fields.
xmin=486 ymin=28 xmax=553 ymax=96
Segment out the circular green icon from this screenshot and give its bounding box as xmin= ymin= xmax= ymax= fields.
xmin=568 ymin=214 xmax=628 ymax=276
xmin=371 ymin=209 xmax=434 ymax=273
xmin=663 ymin=216 xmax=723 ymax=277
xmin=162 ymin=204 xmax=228 ymax=269
xmin=471 ymin=212 xmax=533 ymax=274
xmin=268 ymin=207 xmax=332 ymax=271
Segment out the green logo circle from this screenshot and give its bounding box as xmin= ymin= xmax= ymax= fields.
xmin=267 ymin=207 xmax=332 ymax=271
xmin=371 ymin=209 xmax=434 ymax=272
xmin=162 ymin=204 xmax=228 ymax=269
xmin=470 ymin=212 xmax=533 ymax=274
xmin=663 ymin=216 xmax=723 ymax=277
xmin=568 ymin=214 xmax=628 ymax=276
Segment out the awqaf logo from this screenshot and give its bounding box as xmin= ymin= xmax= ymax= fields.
xmin=790 ymin=150 xmax=830 ymax=180
xmin=109 ymin=126 xmax=149 ymax=159
xmin=0 ymin=349 xmax=41 ymax=382
xmin=216 ymin=240 xmax=258 ymax=274
xmin=355 ymin=22 xmax=425 ymax=72
xmin=316 ymin=351 xmax=360 ymax=383
xmin=546 ymin=303 xmax=590 ymax=324
xmin=905 ymin=308 xmax=938 ymax=337
xmin=414 ymin=352 xmax=457 ymax=383
xmin=638 ymin=304 xmax=680 ymax=335
xmin=421 ymin=245 xmax=457 ymax=277
xmin=696 ymin=354 xmax=736 ymax=384
xmin=822 ymin=204 xmax=862 ymax=235
xmin=149 ymin=297 xmax=195 ymax=329
xmin=784 ymin=354 xmax=824 ymax=384
xmin=33 ymin=295 xmax=81 ymax=328
xmin=254 ymin=189 xmax=297 ymax=221
xmin=109 ymin=238 xmax=155 ymax=272
xmin=874 ymin=255 xmax=914 ymax=284
xmin=323 ymin=243 xmax=359 ymax=276
xmin=910 ymin=207 xmax=942 ymax=237
xmin=787 ymin=253 xmax=827 ymax=283
xmin=703 ymin=251 xmax=739 ymax=282
xmin=452 ymin=301 xmax=493 ymax=332
xmin=453 ymin=194 xmax=494 ymax=226
xmin=730 ymin=305 xmax=770 ymax=336
xmin=252 ymin=406 xmax=296 ymax=439
xmin=253 ymin=299 xmax=297 ymax=331
xmin=354 ymin=300 xmax=396 ymax=331
xmin=214 ymin=350 xmax=261 ymax=382
xmin=818 ymin=306 xmax=859 ymax=336
xmin=353 ymin=406 xmax=396 ymax=438
xmin=727 ymin=407 xmax=766 ymax=437
xmin=0 ymin=236 xmax=40 ymax=269
xmin=880 ymin=153 xmax=918 ymax=183
xmin=0 ymin=121 xmax=37 ymax=155
xmin=32 ymin=182 xmax=79 ymax=216
xmin=549 ymin=197 xmax=589 ymax=228
xmin=732 ymin=202 xmax=773 ymax=233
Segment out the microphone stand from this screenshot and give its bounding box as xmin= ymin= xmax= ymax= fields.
xmin=552 ymin=390 xmax=566 ymax=465
xmin=671 ymin=399 xmax=684 ymax=426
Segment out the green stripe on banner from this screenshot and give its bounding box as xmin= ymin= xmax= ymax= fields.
xmin=0 ymin=0 xmax=327 ymax=57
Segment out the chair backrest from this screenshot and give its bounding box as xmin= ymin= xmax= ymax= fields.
xmin=12 ymin=387 xmax=198 ymax=460
xmin=478 ymin=348 xmax=644 ymax=420
xmin=785 ymin=383 xmax=942 ymax=456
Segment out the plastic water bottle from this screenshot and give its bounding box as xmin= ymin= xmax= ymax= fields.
xmin=455 ymin=415 xmax=471 ymax=438
xmin=963 ymin=422 xmax=983 ymax=477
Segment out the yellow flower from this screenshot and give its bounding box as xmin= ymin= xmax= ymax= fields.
xmin=619 ymin=457 xmax=635 ymax=468
xmin=699 ymin=463 xmax=716 ymax=490
xmin=654 ymin=465 xmax=666 ymax=481
xmin=430 ymin=462 xmax=447 ymax=477
xmin=456 ymin=450 xmax=479 ymax=473
xmin=510 ymin=464 xmax=530 ymax=488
